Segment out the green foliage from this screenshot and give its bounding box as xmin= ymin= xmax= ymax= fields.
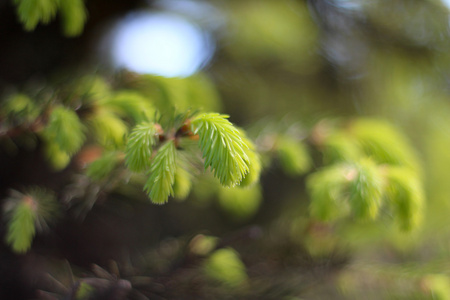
xmin=203 ymin=247 xmax=248 ymax=287
xmin=191 ymin=113 xmax=250 ymax=187
xmin=14 ymin=0 xmax=59 ymax=31
xmin=42 ymin=106 xmax=86 ymax=155
xmin=276 ymin=135 xmax=311 ymax=176
xmin=13 ymin=0 xmax=87 ymax=36
xmin=144 ymin=74 xmax=222 ymax=112
xmin=2 ymin=93 xmax=39 ymax=123
xmin=349 ymin=119 xmax=421 ymax=173
xmin=86 ymin=151 xmax=121 ymax=181
xmin=322 ymin=132 xmax=362 ymax=164
xmin=125 ymin=122 xmax=158 ymax=172
xmin=307 ymin=163 xmax=350 ymax=221
xmin=348 ymin=158 xmax=384 ymax=220
xmin=218 ymin=184 xmax=262 ymax=221
xmin=385 ymin=167 xmax=424 ymax=231
xmin=90 ymin=110 xmax=128 ymax=148
xmin=5 ymin=198 xmax=36 ymax=253
xmin=59 ymin=0 xmax=87 ymax=36
xmin=3 ymin=187 xmax=58 ymax=253
xmin=44 ymin=141 xmax=71 ymax=170
xmin=102 ymin=91 xmax=154 ymax=123
xmin=144 ymin=140 xmax=177 ymax=204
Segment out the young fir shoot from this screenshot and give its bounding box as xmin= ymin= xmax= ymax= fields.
xmin=14 ymin=0 xmax=59 ymax=31
xmin=59 ymin=0 xmax=87 ymax=36
xmin=5 ymin=197 xmax=36 ymax=253
xmin=385 ymin=167 xmax=424 ymax=231
xmin=13 ymin=0 xmax=87 ymax=36
xmin=190 ymin=113 xmax=250 ymax=187
xmin=42 ymin=106 xmax=86 ymax=155
xmin=125 ymin=122 xmax=159 ymax=172
xmin=144 ymin=140 xmax=177 ymax=204
xmin=4 ymin=188 xmax=58 ymax=253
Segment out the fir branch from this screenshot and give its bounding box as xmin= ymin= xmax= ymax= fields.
xmin=104 ymin=91 xmax=155 ymax=123
xmin=42 ymin=106 xmax=86 ymax=155
xmin=144 ymin=140 xmax=177 ymax=204
xmin=349 ymin=119 xmax=421 ymax=174
xmin=14 ymin=0 xmax=59 ymax=31
xmin=90 ymin=110 xmax=128 ymax=148
xmin=307 ymin=163 xmax=351 ymax=221
xmin=125 ymin=122 xmax=159 ymax=172
xmin=191 ymin=113 xmax=250 ymax=187
xmin=5 ymin=197 xmax=36 ymax=253
xmin=348 ymin=158 xmax=385 ymax=220
xmin=59 ymin=0 xmax=87 ymax=36
xmin=385 ymin=167 xmax=424 ymax=231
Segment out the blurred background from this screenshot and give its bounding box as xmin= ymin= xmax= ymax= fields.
xmin=1 ymin=0 xmax=450 ymax=299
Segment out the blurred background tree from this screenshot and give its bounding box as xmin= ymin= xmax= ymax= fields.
xmin=1 ymin=0 xmax=450 ymax=299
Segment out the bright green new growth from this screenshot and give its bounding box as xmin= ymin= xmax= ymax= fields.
xmin=308 ymin=164 xmax=350 ymax=221
xmin=59 ymin=0 xmax=87 ymax=36
xmin=5 ymin=199 xmax=36 ymax=253
xmin=349 ymin=119 xmax=421 ymax=173
xmin=13 ymin=0 xmax=87 ymax=36
xmin=203 ymin=247 xmax=248 ymax=287
xmin=4 ymin=188 xmax=58 ymax=253
xmin=348 ymin=158 xmax=384 ymax=220
xmin=3 ymin=93 xmax=39 ymax=122
xmin=103 ymin=91 xmax=154 ymax=123
xmin=144 ymin=140 xmax=177 ymax=204
xmin=191 ymin=113 xmax=250 ymax=187
xmin=14 ymin=0 xmax=59 ymax=31
xmin=125 ymin=122 xmax=158 ymax=172
xmin=42 ymin=106 xmax=85 ymax=155
xmin=90 ymin=110 xmax=128 ymax=148
xmin=322 ymin=132 xmax=362 ymax=164
xmin=277 ymin=135 xmax=311 ymax=176
xmin=385 ymin=167 xmax=424 ymax=231
xmin=44 ymin=141 xmax=71 ymax=170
